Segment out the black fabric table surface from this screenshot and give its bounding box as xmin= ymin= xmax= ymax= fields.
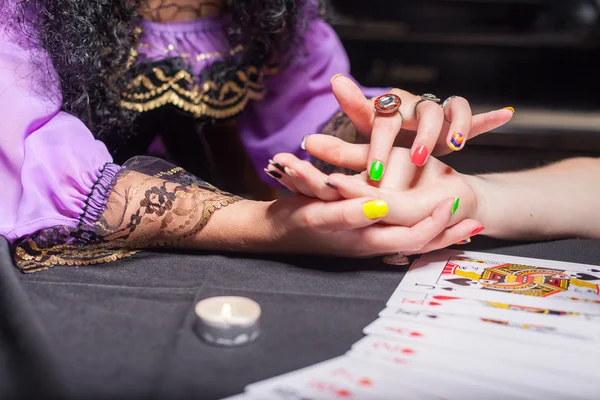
xmin=2 ymin=147 xmax=600 ymax=400
xmin=2 ymin=237 xmax=600 ymax=400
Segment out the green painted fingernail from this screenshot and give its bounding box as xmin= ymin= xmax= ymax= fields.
xmin=369 ymin=160 xmax=384 ymax=181
xmin=452 ymin=197 xmax=460 ymax=215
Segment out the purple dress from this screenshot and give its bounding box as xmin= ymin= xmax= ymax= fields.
xmin=0 ymin=6 xmax=383 ymax=271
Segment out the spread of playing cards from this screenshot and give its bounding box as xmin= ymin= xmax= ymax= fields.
xmin=225 ymin=250 xmax=600 ymax=399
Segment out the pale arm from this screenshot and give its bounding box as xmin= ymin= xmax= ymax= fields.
xmin=467 ymin=157 xmax=600 ymax=240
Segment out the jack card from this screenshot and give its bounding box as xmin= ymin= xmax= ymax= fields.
xmin=397 ymin=250 xmax=600 ymax=313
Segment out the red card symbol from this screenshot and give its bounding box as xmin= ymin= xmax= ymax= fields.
xmin=402 ymin=298 xmax=425 ymax=305
xmin=428 ymin=302 xmax=442 ymax=306
xmin=358 ymin=378 xmax=373 ymax=387
xmin=310 ymin=381 xmax=352 ymax=398
xmin=373 ymin=341 xmax=415 ymax=356
xmin=385 ymin=327 xmax=404 ymax=335
xmin=331 ymin=369 xmax=353 ymax=381
xmin=373 ymin=341 xmax=401 ymax=352
xmin=432 ymin=295 xmax=460 ymax=301
xmin=410 ymin=331 xmax=423 ymax=337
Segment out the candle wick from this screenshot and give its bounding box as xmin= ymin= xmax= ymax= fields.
xmin=222 ymin=303 xmax=232 ymax=324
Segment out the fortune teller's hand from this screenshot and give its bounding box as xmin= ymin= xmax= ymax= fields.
xmin=329 ymin=74 xmax=514 ymax=180
xmin=264 ymin=135 xmax=484 ymax=255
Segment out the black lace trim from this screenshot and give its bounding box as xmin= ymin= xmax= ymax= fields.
xmin=13 ymin=157 xmax=242 ymax=273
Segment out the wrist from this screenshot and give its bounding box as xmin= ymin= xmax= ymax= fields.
xmin=196 ymin=199 xmax=281 ymax=252
xmin=462 ymin=173 xmax=495 ymax=235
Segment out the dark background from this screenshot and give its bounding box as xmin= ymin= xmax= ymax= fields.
xmin=330 ymin=0 xmax=600 ymax=153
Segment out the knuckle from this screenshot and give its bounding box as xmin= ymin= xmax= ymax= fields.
xmin=327 ymin=144 xmax=344 ymax=166
xmin=338 ymin=207 xmax=356 ymax=228
xmin=374 ymin=116 xmax=397 ymax=131
xmin=299 ymin=160 xmax=314 ymax=170
xmin=300 ymin=209 xmax=321 ymax=230
xmin=455 ymin=96 xmax=470 ymax=107
xmin=275 ymin=153 xmax=294 ymax=165
xmin=405 ymin=243 xmax=424 ymax=254
xmin=420 ymin=101 xmax=443 ymax=115
xmin=405 ymin=232 xmax=428 ymax=252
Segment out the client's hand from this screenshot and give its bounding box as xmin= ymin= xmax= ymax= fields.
xmin=204 ymin=189 xmax=476 ymax=257
xmin=263 ymin=135 xmax=483 ymax=254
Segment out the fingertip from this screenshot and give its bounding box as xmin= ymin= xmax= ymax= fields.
xmin=264 ymin=167 xmax=282 ymax=180
xmin=330 ymin=73 xmax=344 ymax=84
xmin=433 ymin=197 xmax=457 ymax=217
xmin=325 ymin=173 xmax=346 ymax=187
xmin=363 ymin=199 xmax=389 ymax=220
xmin=456 ymin=237 xmax=472 ymax=245
xmin=411 ymin=145 xmax=429 ymax=167
xmin=368 ymin=159 xmax=384 ymax=181
xmin=451 ymin=197 xmax=460 ymax=215
xmin=447 ymin=131 xmax=466 ymax=152
xmin=324 ymin=180 xmax=339 ymax=190
xmin=301 ymin=135 xmax=310 ymax=151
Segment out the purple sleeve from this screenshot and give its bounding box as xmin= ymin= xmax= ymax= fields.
xmin=0 ymin=25 xmax=118 ymax=242
xmin=237 ymin=19 xmax=385 ymax=186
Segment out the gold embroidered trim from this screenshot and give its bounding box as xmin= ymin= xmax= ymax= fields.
xmin=121 ymin=25 xmax=276 ymax=118
xmin=138 ymin=42 xmax=244 ymax=62
xmin=15 ymin=245 xmax=140 ymax=273
xmin=120 ymin=65 xmax=268 ymax=119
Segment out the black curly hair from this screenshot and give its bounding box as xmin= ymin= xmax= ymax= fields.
xmin=2 ymin=0 xmax=325 ymax=146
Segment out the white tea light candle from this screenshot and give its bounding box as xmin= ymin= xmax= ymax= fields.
xmin=194 ymin=296 xmax=261 ymax=347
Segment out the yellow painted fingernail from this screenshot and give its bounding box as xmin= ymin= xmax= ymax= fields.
xmin=503 ymin=106 xmax=515 ymax=113
xmin=363 ymin=200 xmax=389 ymax=220
xmin=330 ymin=73 xmax=344 ymax=83
xmin=456 ymin=238 xmax=471 ymax=245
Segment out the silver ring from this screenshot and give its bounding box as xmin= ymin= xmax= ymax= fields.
xmin=382 ymin=252 xmax=410 ymax=266
xmin=442 ymin=95 xmax=459 ymax=123
xmin=413 ymin=93 xmax=440 ymax=119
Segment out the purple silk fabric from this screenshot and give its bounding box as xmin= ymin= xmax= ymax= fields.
xmin=137 ymin=16 xmax=384 ymax=184
xmin=0 ymin=24 xmax=118 ymax=242
xmin=0 ymin=12 xmax=384 ymax=242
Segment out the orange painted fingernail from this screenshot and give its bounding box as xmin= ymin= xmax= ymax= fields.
xmin=503 ymin=106 xmax=515 ymax=113
xmin=330 ymin=73 xmax=344 ymax=83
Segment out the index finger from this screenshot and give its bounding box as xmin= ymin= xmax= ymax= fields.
xmin=331 ymin=75 xmax=375 ymax=135
xmin=368 ymin=93 xmax=404 ymax=182
xmin=304 ymin=134 xmax=369 ymax=171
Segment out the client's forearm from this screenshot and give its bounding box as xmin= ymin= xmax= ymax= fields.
xmin=465 ymin=157 xmax=600 ymax=240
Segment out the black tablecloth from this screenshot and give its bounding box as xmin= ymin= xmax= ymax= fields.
xmin=2 ymin=146 xmax=600 ymax=400
xmin=2 ymin=236 xmax=600 ymax=400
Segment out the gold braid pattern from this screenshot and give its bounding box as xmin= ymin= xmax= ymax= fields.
xmin=120 ymin=26 xmax=276 ymax=119
xmin=120 ymin=65 xmax=268 ymax=119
